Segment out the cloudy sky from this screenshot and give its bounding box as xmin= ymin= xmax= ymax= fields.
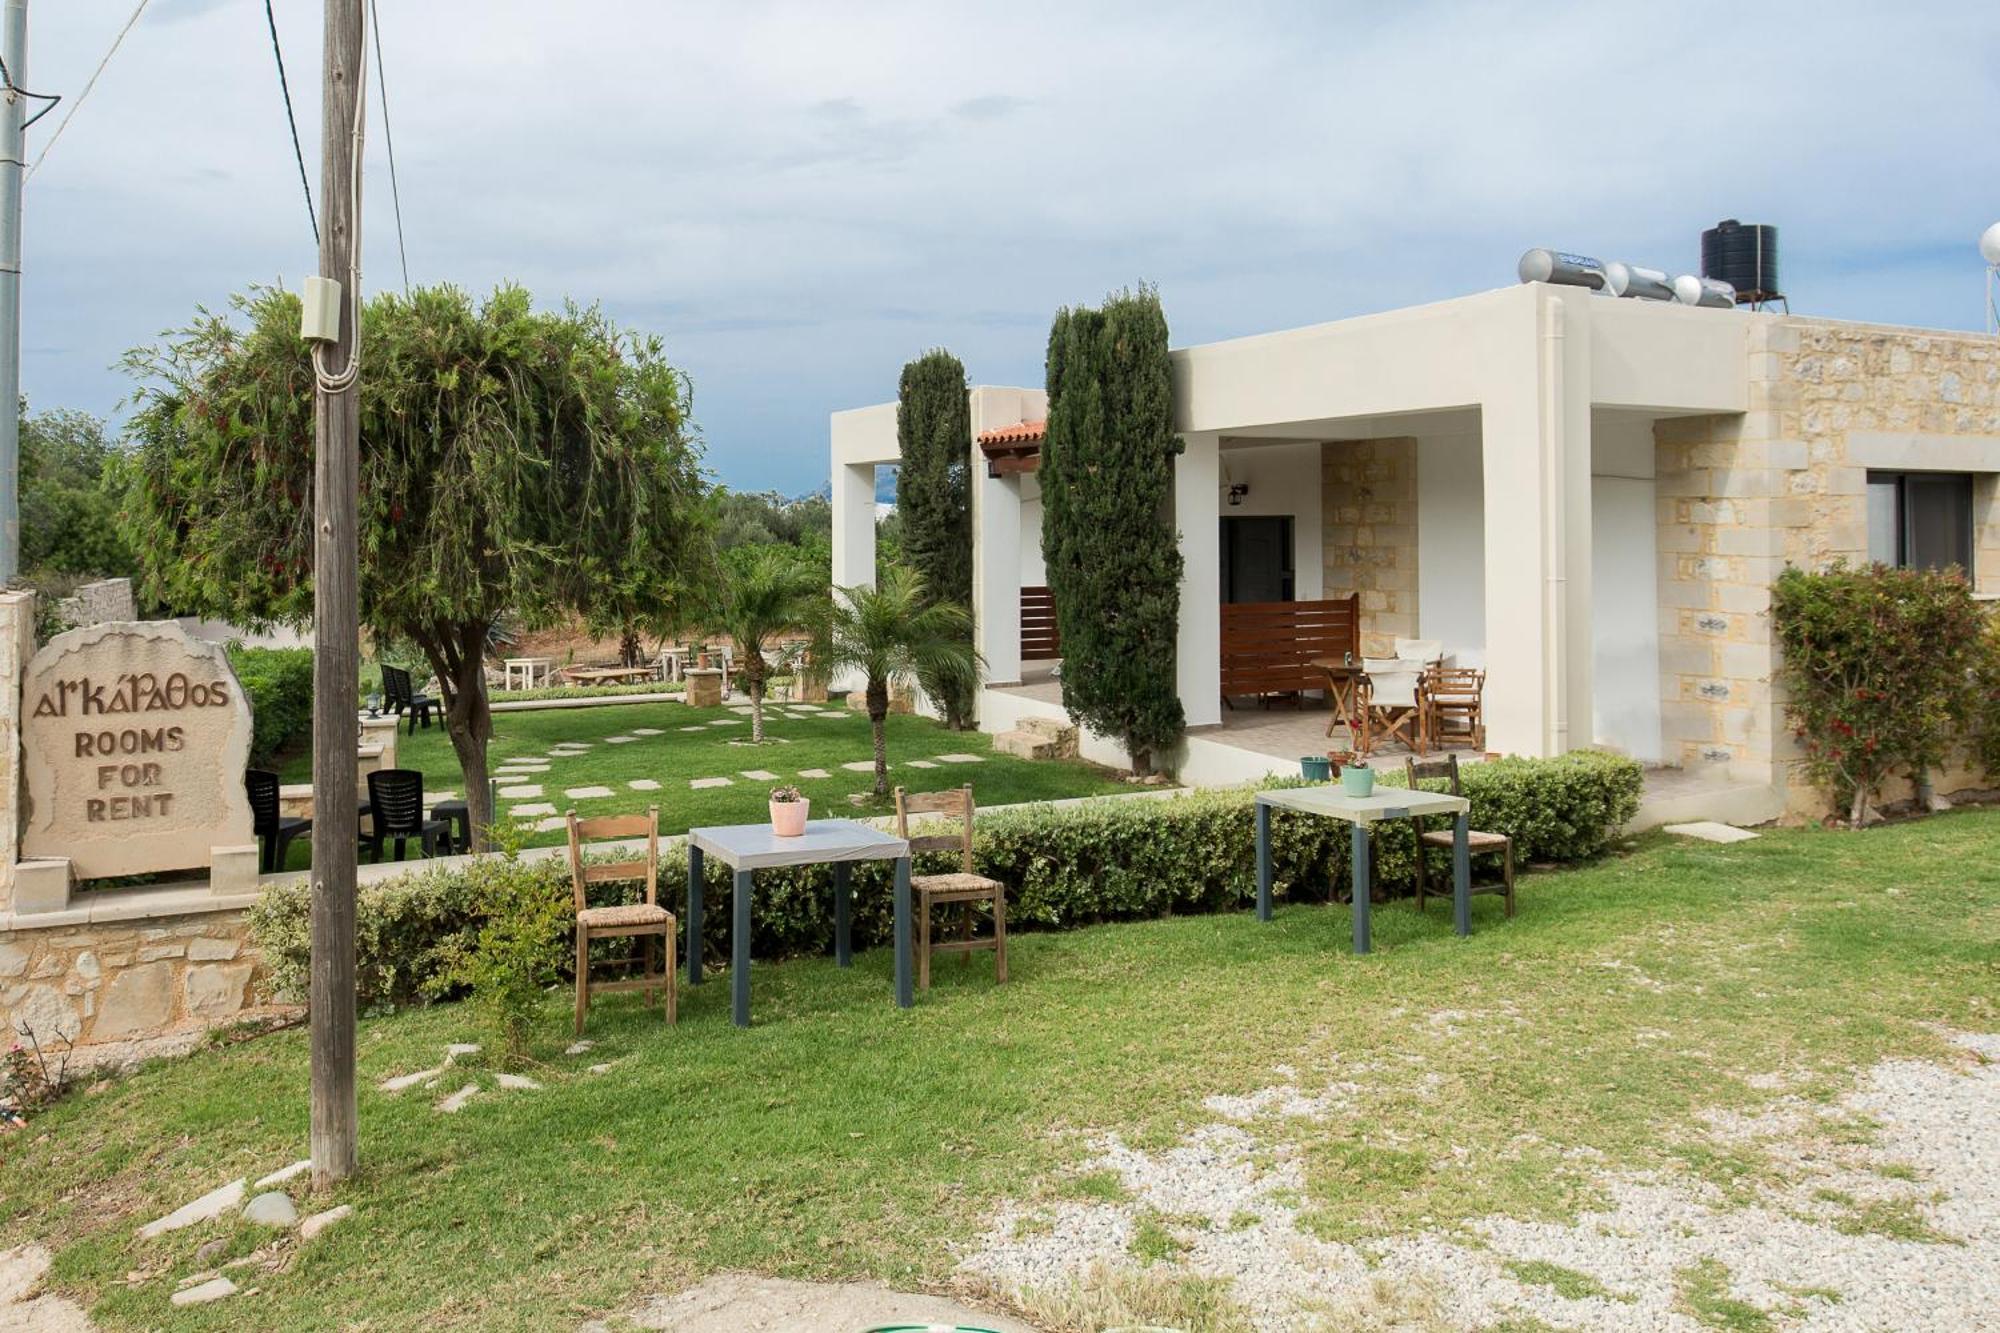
xmin=20 ymin=1 xmax=2000 ymax=492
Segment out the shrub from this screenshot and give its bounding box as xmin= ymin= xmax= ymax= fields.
xmin=249 ymin=752 xmax=1642 ymax=1002
xmin=1976 ymin=618 xmax=2000 ymax=786
xmin=1771 ymin=564 xmax=1987 ymax=822
xmin=229 ymin=645 xmax=315 ymax=767
xmin=424 ymin=844 xmax=572 ymax=1063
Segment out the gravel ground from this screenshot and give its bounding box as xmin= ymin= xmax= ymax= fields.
xmin=961 ymin=1032 xmax=1999 ymax=1331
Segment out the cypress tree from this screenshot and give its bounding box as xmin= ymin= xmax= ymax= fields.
xmin=1040 ymin=287 xmax=1185 ymax=773
xmin=895 ymin=349 xmax=976 ymax=728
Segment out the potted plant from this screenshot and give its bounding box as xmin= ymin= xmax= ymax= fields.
xmin=1339 ymin=756 xmax=1375 ymax=797
xmin=768 ymin=784 xmax=809 ymax=837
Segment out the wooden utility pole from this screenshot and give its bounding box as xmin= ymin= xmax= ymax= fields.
xmin=309 ymin=0 xmax=366 ymax=1188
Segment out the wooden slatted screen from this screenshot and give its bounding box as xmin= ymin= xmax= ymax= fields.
xmin=1021 ymin=585 xmax=1061 ymax=661
xmin=1219 ymin=594 xmax=1360 ymax=698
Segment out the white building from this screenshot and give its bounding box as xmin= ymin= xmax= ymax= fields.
xmin=832 ymin=282 xmax=2000 ymax=823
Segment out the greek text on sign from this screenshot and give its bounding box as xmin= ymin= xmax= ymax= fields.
xmin=21 ymin=622 xmax=255 ymax=880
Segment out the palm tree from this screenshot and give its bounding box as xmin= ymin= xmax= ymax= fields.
xmin=712 ymin=548 xmax=821 ymax=742
xmin=807 ymin=566 xmax=979 ymax=796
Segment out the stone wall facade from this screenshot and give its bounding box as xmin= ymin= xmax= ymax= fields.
xmin=0 ymin=909 xmax=275 ymax=1048
xmin=1656 ymin=316 xmax=2000 ymax=813
xmin=56 ymin=577 xmax=137 ymax=628
xmin=1322 ymin=437 xmax=1419 ymax=656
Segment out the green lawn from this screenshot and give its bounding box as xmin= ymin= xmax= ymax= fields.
xmin=276 ymin=699 xmax=1128 ymax=849
xmin=6 ymin=811 xmax=1996 ymax=1329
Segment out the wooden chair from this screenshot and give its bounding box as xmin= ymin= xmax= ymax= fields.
xmin=1403 ymin=754 xmax=1514 ymax=917
xmin=1425 ymin=667 xmax=1487 ymax=750
xmin=565 ymin=806 xmax=676 ymax=1035
xmin=892 ymin=785 xmax=1008 ymax=992
xmin=1357 ymin=660 xmax=1428 ymax=757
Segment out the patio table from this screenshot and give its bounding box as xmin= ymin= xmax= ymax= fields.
xmin=1253 ymin=785 xmax=1472 ymax=953
xmin=502 ymin=656 xmax=552 ymax=691
xmin=686 ymin=818 xmax=913 ymax=1027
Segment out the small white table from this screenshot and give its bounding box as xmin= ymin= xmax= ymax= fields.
xmin=1254 ymin=784 xmax=1473 ymax=953
xmin=687 ymin=818 xmax=912 ymax=1027
xmin=502 ymin=656 xmax=552 ymax=691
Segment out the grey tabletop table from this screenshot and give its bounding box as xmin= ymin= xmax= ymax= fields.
xmin=1254 ymin=785 xmax=1473 ymax=953
xmin=686 ymin=818 xmax=912 ymax=1027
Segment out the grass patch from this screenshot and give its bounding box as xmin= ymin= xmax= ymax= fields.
xmin=4 ymin=811 xmax=1996 ymax=1327
xmin=276 ymin=700 xmax=1128 ymax=855
xmin=1130 ymin=1211 xmax=1190 ymax=1264
xmin=1830 ymin=1195 xmax=1960 ymax=1244
xmin=1007 ymin=1263 xmax=1254 ymax=1333
xmin=1058 ymin=1168 xmax=1131 ymax=1204
xmin=1677 ymin=1258 xmax=1774 ymax=1331
xmin=1504 ymin=1258 xmax=1624 ymax=1302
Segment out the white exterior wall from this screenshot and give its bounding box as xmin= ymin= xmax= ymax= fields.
xmin=970 ymin=387 xmax=1048 ymax=688
xmin=1590 ymin=411 xmax=1662 ymax=762
xmin=1218 ymin=440 xmax=1325 ymax=600
xmin=1415 ymin=428 xmax=1485 ymax=665
xmin=1018 ymin=479 xmax=1045 ymax=587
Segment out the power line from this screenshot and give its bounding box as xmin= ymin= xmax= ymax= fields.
xmin=264 ymin=0 xmax=317 ymax=246
xmin=369 ymin=0 xmax=408 ymax=293
xmin=0 ymin=56 xmax=63 ymax=130
xmin=24 ymin=0 xmax=151 ymax=181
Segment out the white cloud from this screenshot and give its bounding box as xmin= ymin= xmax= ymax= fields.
xmin=19 ymin=0 xmax=2000 ymax=489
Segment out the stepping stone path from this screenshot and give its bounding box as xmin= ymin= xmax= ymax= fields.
xmin=495 ymin=1073 xmax=542 ymax=1091
xmin=935 ymin=753 xmax=984 ymax=764
xmin=445 ymin=1043 xmax=481 ymax=1062
xmin=708 ymin=718 xmax=744 ymax=727
xmin=300 ymin=1205 xmax=352 ymax=1242
xmin=629 ymin=779 xmax=661 ymax=791
xmin=498 ymin=784 xmax=543 ymax=799
xmin=905 ymin=760 xmax=937 ymax=769
xmin=437 ymin=1084 xmax=480 ymax=1114
xmin=841 ymin=761 xmax=880 ymax=773
xmin=633 ymin=727 xmax=664 ymax=736
xmin=254 ymin=1160 xmax=311 ymax=1190
xmin=565 ymin=786 xmax=615 ymax=800
xmin=739 ymin=770 xmax=780 ymax=781
xmin=565 ymin=1040 xmax=594 ymax=1055
xmin=679 ymin=726 xmax=707 ymax=732
xmin=511 ymin=802 xmax=556 ymax=817
xmin=243 ymin=1192 xmax=299 ymax=1227
xmin=172 ymin=1277 xmax=238 ymax=1307
xmin=729 ymin=705 xmax=755 ymax=715
xmin=606 ymin=735 xmax=638 ymax=744
xmin=138 ymin=1180 xmax=246 ymax=1238
xmin=533 ymin=815 xmax=567 ymax=832
xmin=690 ymin=777 xmax=733 ymax=789
xmin=379 ymin=1066 xmax=444 ymax=1093
xmin=798 ymin=768 xmax=831 ymax=779
xmin=1664 ymin=821 xmax=1760 ymax=844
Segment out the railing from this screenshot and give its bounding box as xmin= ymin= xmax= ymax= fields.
xmin=1219 ymin=594 xmax=1360 ymax=699
xmin=1021 ymin=585 xmax=1061 ymax=661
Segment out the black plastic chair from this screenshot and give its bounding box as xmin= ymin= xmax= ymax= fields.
xmin=245 ymin=769 xmax=312 ymax=874
xmin=361 ymin=769 xmax=451 ymax=862
xmin=380 ymin=664 xmax=436 ymax=736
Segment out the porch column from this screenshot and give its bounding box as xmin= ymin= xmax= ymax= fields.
xmin=1478 ymin=288 xmax=1592 ymax=758
xmin=972 ymin=467 xmax=1023 ymax=686
xmin=1175 ymin=431 xmax=1222 ymax=728
xmin=831 ymin=461 xmax=876 ymax=593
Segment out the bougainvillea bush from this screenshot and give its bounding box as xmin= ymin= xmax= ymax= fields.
xmin=1771 ymin=563 xmax=1988 ymax=823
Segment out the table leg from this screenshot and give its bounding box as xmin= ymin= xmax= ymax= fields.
xmin=1453 ymin=812 xmax=1471 ymax=938
xmin=834 ymin=860 xmax=852 ymax=966
xmin=685 ymin=845 xmax=704 ymax=984
xmin=731 ymin=868 xmax=752 ymax=1028
xmin=1351 ymin=821 xmax=1372 ymax=955
xmin=1255 ymin=801 xmax=1273 ymax=922
xmin=893 ymin=855 xmax=913 ymax=1009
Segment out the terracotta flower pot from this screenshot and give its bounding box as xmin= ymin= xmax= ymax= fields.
xmin=770 ymin=797 xmax=809 ymax=837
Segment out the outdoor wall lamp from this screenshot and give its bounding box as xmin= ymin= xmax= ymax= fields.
xmin=1227 ymin=483 xmax=1249 ymax=506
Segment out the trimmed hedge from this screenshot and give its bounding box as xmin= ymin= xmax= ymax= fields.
xmin=229 ymin=646 xmax=315 ymax=767
xmin=248 ymin=750 xmax=1643 ymax=1010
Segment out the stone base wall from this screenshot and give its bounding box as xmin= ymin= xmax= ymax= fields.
xmin=56 ymin=577 xmax=137 ymax=628
xmin=0 ymin=909 xmax=272 ymax=1048
xmin=1323 ymin=437 xmax=1419 ymax=656
xmin=1657 ymin=315 xmax=2000 ymax=817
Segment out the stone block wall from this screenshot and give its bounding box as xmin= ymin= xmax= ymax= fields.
xmin=56 ymin=577 xmax=137 ymax=628
xmin=1656 ymin=316 xmax=2000 ymax=813
xmin=0 ymin=909 xmax=273 ymax=1048
xmin=1323 ymin=437 xmax=1419 ymax=656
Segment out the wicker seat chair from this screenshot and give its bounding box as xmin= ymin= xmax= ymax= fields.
xmin=892 ymin=785 xmax=1008 ymax=992
xmin=1404 ymin=754 xmax=1514 ymax=917
xmin=565 ymin=806 xmax=676 ymax=1035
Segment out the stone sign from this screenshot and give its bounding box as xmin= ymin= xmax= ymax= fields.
xmin=20 ymin=621 xmax=254 ymax=879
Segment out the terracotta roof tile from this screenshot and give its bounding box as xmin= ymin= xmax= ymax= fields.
xmin=976 ymin=419 xmax=1046 ymax=447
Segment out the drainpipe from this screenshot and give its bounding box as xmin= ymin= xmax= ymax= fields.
xmin=1539 ymin=292 xmax=1569 ymax=756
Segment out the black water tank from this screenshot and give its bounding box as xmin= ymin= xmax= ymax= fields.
xmin=1701 ymin=219 xmax=1780 ymax=304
